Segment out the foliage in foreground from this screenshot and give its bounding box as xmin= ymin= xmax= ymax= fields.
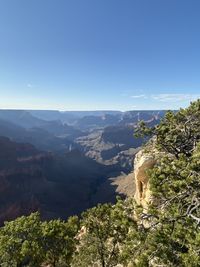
xmin=0 ymin=99 xmax=199 ymax=267
xmin=0 ymin=213 xmax=79 ymax=267
xmin=134 ymin=99 xmax=200 ymax=266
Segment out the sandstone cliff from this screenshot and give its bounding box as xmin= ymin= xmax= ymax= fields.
xmin=134 ymin=147 xmax=161 ymax=208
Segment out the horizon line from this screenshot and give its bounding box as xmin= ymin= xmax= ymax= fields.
xmin=0 ymin=108 xmax=175 ymax=112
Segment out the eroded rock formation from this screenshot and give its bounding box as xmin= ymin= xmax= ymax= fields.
xmin=134 ymin=149 xmax=158 ymax=208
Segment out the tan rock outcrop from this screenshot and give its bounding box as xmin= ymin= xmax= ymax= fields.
xmin=134 ymin=149 xmax=158 ymax=208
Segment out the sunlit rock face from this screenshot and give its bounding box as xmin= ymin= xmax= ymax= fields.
xmin=134 ymin=149 xmax=157 ymax=208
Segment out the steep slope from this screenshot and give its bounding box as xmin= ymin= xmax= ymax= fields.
xmin=76 ymin=122 xmax=151 ymax=170
xmin=37 ymin=120 xmax=84 ymax=139
xmin=0 ymin=137 xmax=113 ymax=225
xmin=0 ymin=110 xmax=84 ymax=140
xmin=0 ymin=109 xmax=167 ymax=225
xmin=74 ymin=114 xmax=121 ymax=130
xmin=0 ymin=110 xmax=45 ymax=128
xmin=0 ymin=119 xmax=78 ymax=152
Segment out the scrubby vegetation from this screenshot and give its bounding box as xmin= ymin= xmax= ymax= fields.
xmin=0 ymin=100 xmax=199 ymax=267
xmin=0 ymin=213 xmax=79 ymax=267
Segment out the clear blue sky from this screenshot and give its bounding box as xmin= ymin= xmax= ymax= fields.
xmin=0 ymin=0 xmax=200 ymax=111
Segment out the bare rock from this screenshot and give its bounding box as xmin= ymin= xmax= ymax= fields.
xmin=134 ymin=148 xmax=159 ymax=208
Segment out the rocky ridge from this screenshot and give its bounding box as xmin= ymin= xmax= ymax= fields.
xmin=133 ymin=143 xmax=163 ymax=208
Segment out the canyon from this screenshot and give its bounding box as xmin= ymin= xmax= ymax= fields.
xmin=0 ymin=109 xmax=165 ymax=224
